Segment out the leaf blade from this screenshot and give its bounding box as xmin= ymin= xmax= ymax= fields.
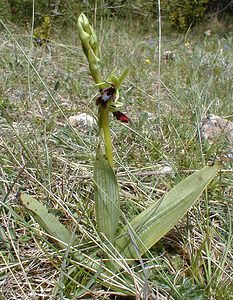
xmin=116 ymin=163 xmax=221 ymax=258
xmin=19 ymin=192 xmax=73 ymax=249
xmin=94 ymin=147 xmax=120 ymax=242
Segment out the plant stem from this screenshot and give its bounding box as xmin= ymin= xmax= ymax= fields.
xmin=99 ymin=108 xmax=113 ymax=168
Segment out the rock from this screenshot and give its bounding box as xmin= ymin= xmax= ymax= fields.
xmin=163 ymin=50 xmax=176 ymax=62
xmin=204 ymin=29 xmax=212 ymax=36
xmin=68 ymin=113 xmax=96 ymax=131
xmin=200 ymin=114 xmax=233 ymax=144
xmin=159 ymin=164 xmax=173 ymax=174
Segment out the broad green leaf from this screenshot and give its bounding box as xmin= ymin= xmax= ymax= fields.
xmin=19 ymin=194 xmax=134 ymax=294
xmin=94 ymin=147 xmax=120 ymax=242
xmin=116 ymin=162 xmax=221 ymax=258
xmin=19 ymin=192 xmax=73 ymax=249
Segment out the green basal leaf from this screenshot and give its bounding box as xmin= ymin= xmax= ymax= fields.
xmin=19 ymin=194 xmax=134 ymax=294
xmin=19 ymin=192 xmax=73 ymax=249
xmin=116 ymin=162 xmax=221 ymax=258
xmin=94 ymin=147 xmax=120 ymax=242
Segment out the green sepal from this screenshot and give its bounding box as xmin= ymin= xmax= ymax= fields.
xmin=109 ymin=102 xmax=124 ymax=112
xmin=107 ymin=68 xmax=117 ymax=82
xmin=96 ymin=81 xmax=113 ymax=90
xmin=109 ymin=75 xmax=119 ymax=86
xmin=116 ymin=67 xmax=129 ymax=88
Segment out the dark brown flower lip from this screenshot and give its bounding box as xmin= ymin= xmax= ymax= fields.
xmin=96 ymin=86 xmax=116 ymax=108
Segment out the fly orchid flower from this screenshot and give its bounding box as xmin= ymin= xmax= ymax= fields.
xmin=96 ymin=86 xmax=116 ymax=109
xmin=96 ymin=85 xmax=129 ymax=123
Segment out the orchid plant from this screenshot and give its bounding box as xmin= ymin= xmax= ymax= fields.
xmin=77 ymin=13 xmax=130 ymax=243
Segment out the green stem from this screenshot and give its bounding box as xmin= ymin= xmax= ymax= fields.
xmin=99 ymin=108 xmax=113 ymax=168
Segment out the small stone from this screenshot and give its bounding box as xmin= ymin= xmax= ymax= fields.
xmin=68 ymin=113 xmax=96 ymax=131
xmin=159 ymin=165 xmax=173 ymax=174
xmin=163 ymin=50 xmax=176 ymax=62
xmin=204 ymin=29 xmax=212 ymax=36
xmin=200 ymin=114 xmax=233 ymax=144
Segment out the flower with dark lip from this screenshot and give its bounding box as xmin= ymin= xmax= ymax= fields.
xmin=96 ymin=86 xmax=129 ymax=122
xmin=96 ymin=86 xmax=116 ymax=109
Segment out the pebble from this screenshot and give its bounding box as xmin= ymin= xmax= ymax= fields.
xmin=200 ymin=114 xmax=233 ymax=144
xmin=68 ymin=113 xmax=97 ymax=131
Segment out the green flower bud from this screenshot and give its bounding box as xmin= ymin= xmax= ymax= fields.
xmin=78 ymin=13 xmax=101 ymax=83
xmin=88 ymin=49 xmax=102 ymax=84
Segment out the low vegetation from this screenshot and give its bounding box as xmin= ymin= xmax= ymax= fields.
xmin=0 ymin=12 xmax=232 ymax=300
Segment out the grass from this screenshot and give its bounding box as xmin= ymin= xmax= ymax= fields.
xmin=0 ymin=17 xmax=233 ymax=299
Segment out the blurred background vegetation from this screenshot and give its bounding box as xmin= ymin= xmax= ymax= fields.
xmin=1 ymin=0 xmax=233 ymax=31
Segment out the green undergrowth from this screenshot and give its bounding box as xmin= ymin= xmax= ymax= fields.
xmin=0 ymin=18 xmax=232 ymax=299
